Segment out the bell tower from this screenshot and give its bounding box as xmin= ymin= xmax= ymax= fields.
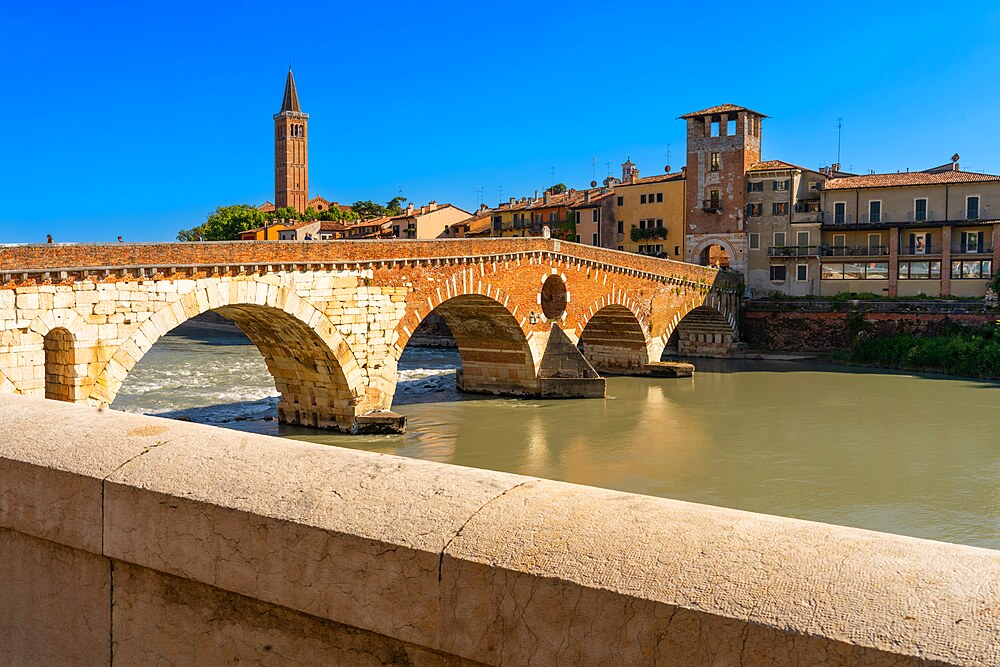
xmin=274 ymin=69 xmax=308 ymax=213
xmin=680 ymin=104 xmax=766 ymax=273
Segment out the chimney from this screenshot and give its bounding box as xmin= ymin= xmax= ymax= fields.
xmin=630 ymin=169 xmax=639 ymax=185
xmin=543 ymin=191 xmax=550 ymax=205
xmin=428 ymin=200 xmax=438 ymax=212
xmin=584 ymin=191 xmax=591 ymax=204
xmin=832 ymin=163 xmax=841 ymax=173
xmin=406 ymin=202 xmax=414 ymax=215
xmin=420 ymin=205 xmax=427 ymax=215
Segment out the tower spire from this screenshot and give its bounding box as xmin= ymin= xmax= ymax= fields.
xmin=280 ymin=69 xmax=301 ymax=114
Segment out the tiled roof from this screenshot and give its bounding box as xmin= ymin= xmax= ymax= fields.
xmin=748 ymin=160 xmax=805 ymax=172
xmin=570 ymin=192 xmax=615 ymax=209
xmin=616 ymin=172 xmax=685 ymax=187
xmin=823 ymin=170 xmax=1000 ymax=191
xmin=679 ymin=104 xmax=767 ymax=119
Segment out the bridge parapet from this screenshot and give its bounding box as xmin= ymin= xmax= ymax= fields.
xmin=0 ymin=395 xmax=996 ymax=665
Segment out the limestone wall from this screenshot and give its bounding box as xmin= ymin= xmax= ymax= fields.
xmin=0 ymin=394 xmax=997 ymax=666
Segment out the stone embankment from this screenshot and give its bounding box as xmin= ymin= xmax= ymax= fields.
xmin=744 ymin=299 xmax=998 ymax=351
xmin=1 ymin=394 xmax=997 ymax=665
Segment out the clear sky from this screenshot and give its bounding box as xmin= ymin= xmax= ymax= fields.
xmin=4 ymin=1 xmax=1000 ymax=243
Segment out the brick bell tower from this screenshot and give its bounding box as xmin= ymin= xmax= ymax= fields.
xmin=274 ymin=69 xmax=308 ymax=213
xmin=680 ymin=104 xmax=766 ymax=274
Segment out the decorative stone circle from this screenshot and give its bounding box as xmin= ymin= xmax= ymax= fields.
xmin=541 ymin=275 xmax=567 ymax=319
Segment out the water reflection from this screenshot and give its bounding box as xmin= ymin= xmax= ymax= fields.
xmin=112 ymin=326 xmax=1000 ymax=550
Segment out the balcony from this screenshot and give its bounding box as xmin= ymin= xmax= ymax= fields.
xmin=821 ymin=245 xmax=890 ymax=257
xmin=951 ymin=245 xmax=993 ymax=255
xmin=792 ymin=201 xmax=822 ymax=223
xmin=768 ymin=245 xmax=820 ymax=257
xmin=702 ymin=199 xmax=722 ymax=213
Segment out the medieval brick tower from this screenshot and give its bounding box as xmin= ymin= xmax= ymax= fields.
xmin=274 ymin=69 xmax=308 ymax=213
xmin=680 ymin=104 xmax=766 ymax=273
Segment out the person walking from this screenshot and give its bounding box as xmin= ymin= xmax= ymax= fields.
xmin=46 ymin=234 xmax=53 ymax=243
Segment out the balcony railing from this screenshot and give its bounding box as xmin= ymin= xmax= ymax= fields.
xmin=768 ymin=245 xmax=820 ymax=257
xmin=822 ymin=210 xmax=996 ymax=226
xmin=702 ymin=199 xmax=722 ymax=212
xmin=951 ymin=245 xmax=994 ymax=255
xmin=794 ymin=202 xmax=821 ymax=213
xmin=821 ymin=245 xmax=890 ymax=257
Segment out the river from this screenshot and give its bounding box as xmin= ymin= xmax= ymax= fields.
xmin=112 ymin=324 xmax=1000 ymax=550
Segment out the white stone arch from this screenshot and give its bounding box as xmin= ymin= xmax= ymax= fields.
xmin=692 ymin=237 xmax=738 ymax=269
xmin=88 ymin=277 xmax=369 ymax=424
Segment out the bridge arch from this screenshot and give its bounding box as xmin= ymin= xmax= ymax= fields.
xmin=385 ymin=281 xmax=538 ymax=404
xmin=577 ymin=304 xmax=651 ymax=374
xmin=90 ymin=279 xmax=369 ymax=431
xmin=663 ymin=297 xmax=739 ymax=358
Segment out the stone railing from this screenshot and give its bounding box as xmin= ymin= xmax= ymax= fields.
xmin=2 ymin=394 xmax=995 ymax=665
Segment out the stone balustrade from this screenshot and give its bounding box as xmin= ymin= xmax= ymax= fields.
xmin=0 ymin=394 xmax=997 ymax=665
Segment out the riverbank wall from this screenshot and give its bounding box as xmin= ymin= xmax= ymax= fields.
xmin=744 ymin=299 xmax=998 ymax=351
xmin=1 ymin=394 xmax=997 ymax=665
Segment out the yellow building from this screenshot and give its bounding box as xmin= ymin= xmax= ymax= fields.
xmin=238 ymin=222 xmax=295 ymax=240
xmin=490 ymin=189 xmax=582 ymax=238
xmin=613 ymin=162 xmax=685 ymax=260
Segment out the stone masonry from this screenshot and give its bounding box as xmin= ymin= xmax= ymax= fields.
xmin=0 ymin=239 xmax=741 ymax=432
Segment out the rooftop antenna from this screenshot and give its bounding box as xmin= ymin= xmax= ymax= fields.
xmin=498 ymin=185 xmax=504 ymax=203
xmin=664 ymin=143 xmax=672 ymax=172
xmin=591 ymin=156 xmax=596 ymax=182
xmin=606 ymin=162 xmax=611 ymax=177
xmin=550 ymin=166 xmax=556 ymax=187
xmin=837 ymin=117 xmax=844 ymax=166
xmin=476 ymin=186 xmax=484 ymax=208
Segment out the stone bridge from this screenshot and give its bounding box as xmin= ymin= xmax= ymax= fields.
xmin=0 ymin=239 xmax=742 ymax=432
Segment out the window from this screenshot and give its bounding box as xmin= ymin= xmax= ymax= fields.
xmin=617 ymin=196 xmax=623 ymax=206
xmin=727 ymin=118 xmax=736 ymax=136
xmin=618 ymin=246 xmax=624 ymax=251
xmin=961 ymin=231 xmax=984 ymax=253
xmin=656 ymin=219 xmax=664 ymax=228
xmin=898 ymin=261 xmax=941 ymax=280
xmin=590 ymin=209 xmax=598 ymax=222
xmin=832 ymin=233 xmax=846 ymax=249
xmin=749 ymin=233 xmax=760 ymax=249
xmin=796 ymin=264 xmax=808 ymax=281
xmin=592 ymin=233 xmax=598 ymax=246
xmin=967 ymin=196 xmax=980 ymax=220
xmin=640 ymin=194 xmax=647 ymax=204
xmin=908 ymin=232 xmax=931 ymax=255
xmin=797 ymin=231 xmax=809 ymax=247
xmin=747 ymin=181 xmax=764 ymax=193
xmin=550 ymin=212 xmax=557 ymax=223
xmin=772 ymin=202 xmax=787 ymax=215
xmin=864 ymin=262 xmax=889 ymax=280
xmin=868 ymin=233 xmax=882 ymax=254
xmin=617 ymin=221 xmax=624 ymax=234
xmin=639 ymin=219 xmax=646 ymax=230
xmin=773 ymin=232 xmax=786 ymax=247
xmin=769 ymin=265 xmax=787 ymax=281
xmin=834 ymin=202 xmax=846 ymax=224
xmin=575 ymin=235 xmax=581 ymax=243
xmin=710 ymin=152 xmax=720 ymax=171
xmin=746 ymin=203 xmax=762 ymax=217
xmin=656 ymin=193 xmax=663 ymax=203
xmin=914 ymin=198 xmax=927 ymax=222
xmin=709 ymin=189 xmax=721 ymax=208
xmin=868 ymin=200 xmax=881 ymax=223
xmin=808 ymin=181 xmax=818 ymax=191
xmin=952 ymin=260 xmax=991 ymax=279
xmin=711 ymin=120 xmax=720 ymax=137
xmin=773 ymin=179 xmax=789 ymax=192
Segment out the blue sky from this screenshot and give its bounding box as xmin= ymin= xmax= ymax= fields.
xmin=3 ymin=1 xmax=1000 ymax=242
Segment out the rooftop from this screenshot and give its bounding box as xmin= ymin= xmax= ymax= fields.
xmin=616 ymin=172 xmax=686 ymax=187
xmin=748 ymin=160 xmax=806 ymax=172
xmin=679 ymin=103 xmax=767 ymax=119
xmin=823 ymin=170 xmax=1000 ymax=191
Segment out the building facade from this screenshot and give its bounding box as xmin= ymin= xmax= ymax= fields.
xmin=613 ymin=161 xmax=685 ymax=260
xmin=744 ymin=161 xmax=826 ymax=296
xmin=274 ymin=69 xmax=309 ymax=213
xmin=818 ymin=165 xmax=1000 ymax=297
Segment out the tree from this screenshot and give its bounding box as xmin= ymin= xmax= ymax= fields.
xmin=317 ymin=206 xmax=359 ymax=222
xmin=385 ymin=196 xmax=408 ymax=216
xmin=352 ymin=200 xmax=386 ymax=219
xmin=549 ymin=183 xmax=567 ymax=194
xmin=177 ymin=204 xmax=268 ymax=241
xmin=272 ymin=206 xmax=300 ymax=221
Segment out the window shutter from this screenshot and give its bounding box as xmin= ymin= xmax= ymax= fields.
xmin=978 ymin=232 xmax=985 ymax=253
xmin=772 ymin=181 xmax=778 ymax=191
